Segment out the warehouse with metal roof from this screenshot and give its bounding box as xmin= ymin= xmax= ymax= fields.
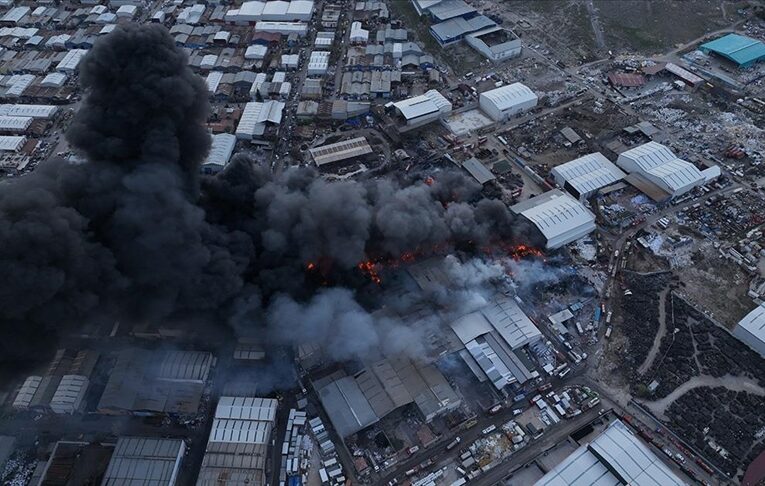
xmin=202 ymin=133 xmax=237 ymax=174
xmin=551 ymin=152 xmax=626 ymax=200
xmin=49 ymin=375 xmax=89 ymax=415
xmin=451 ymin=295 xmax=541 ymax=390
xmin=734 ymin=303 xmax=765 ymax=358
xmin=699 ymin=33 xmax=765 ymax=68
xmin=425 ymin=0 xmax=476 ymax=22
xmin=510 ymin=189 xmax=597 ymax=250
xmin=0 ymin=115 xmax=32 ymax=133
xmin=466 ymin=26 xmax=522 ymax=62
xmin=318 ymin=376 xmax=378 ymax=438
xmin=97 ymin=349 xmax=214 ymax=416
xmin=616 ymin=142 xmax=705 ymax=198
xmin=461 ymin=157 xmax=495 ymax=185
xmin=197 ymin=397 xmax=278 ymax=486
xmin=235 ymin=100 xmax=284 ymax=139
xmin=429 ymin=15 xmax=495 ymax=46
xmin=479 ymin=82 xmax=538 ymax=121
xmin=317 ymin=357 xmax=460 ymax=437
xmin=309 ymin=136 xmax=373 ymax=167
xmin=391 ymin=89 xmax=452 ymax=128
xmin=0 ymin=104 xmax=57 ymax=118
xmin=56 ymin=49 xmax=87 ymax=72
xmin=535 ymin=419 xmax=685 ymax=486
xmin=102 ymin=437 xmax=185 ymax=486
xmin=0 ymin=135 xmax=25 ymax=152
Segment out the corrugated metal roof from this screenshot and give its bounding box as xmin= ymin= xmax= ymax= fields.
xmin=102 ymin=437 xmax=184 ymax=485
xmin=536 ymin=419 xmax=685 ymax=486
xmin=551 ymin=152 xmax=625 ymax=197
xmin=607 ymin=72 xmax=646 ymax=87
xmin=738 ymin=303 xmax=765 ymax=345
xmin=589 ymin=420 xmax=686 ymax=485
xmin=430 ymin=15 xmax=495 ymax=42
xmin=482 ymin=296 xmax=543 ymax=349
xmin=317 ymin=376 xmax=378 ymax=437
xmin=700 ymin=34 xmax=765 ymax=67
xmin=426 ymin=0 xmax=476 ymax=21
xmin=309 ymin=136 xmax=373 ymax=166
xmin=462 ymin=157 xmax=495 ymax=184
xmin=480 ymin=82 xmax=537 ymax=111
xmin=392 ymin=89 xmax=451 ymax=120
xmin=617 ymin=142 xmax=703 ymax=193
xmin=511 ymin=189 xmax=596 ymax=248
xmin=215 ymin=396 xmax=278 ymax=421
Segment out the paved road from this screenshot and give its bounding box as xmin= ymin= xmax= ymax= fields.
xmin=470 ymin=406 xmax=606 ymax=486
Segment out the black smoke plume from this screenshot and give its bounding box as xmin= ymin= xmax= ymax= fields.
xmin=0 ymin=24 xmax=541 ymax=367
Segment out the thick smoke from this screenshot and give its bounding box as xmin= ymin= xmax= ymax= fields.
xmin=0 ymin=24 xmax=542 ymax=367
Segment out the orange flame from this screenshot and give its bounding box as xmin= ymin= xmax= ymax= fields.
xmin=357 ymin=260 xmax=382 ymax=285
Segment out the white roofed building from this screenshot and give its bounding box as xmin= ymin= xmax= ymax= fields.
xmin=41 ymin=72 xmax=67 ymax=88
xmin=116 ymin=5 xmax=137 ymax=18
xmin=200 ymin=54 xmax=218 ymax=70
xmin=245 ymin=44 xmax=268 ymax=60
xmin=0 ymin=116 xmax=32 ymax=134
xmin=254 ymin=21 xmax=308 ymax=36
xmin=479 ymin=82 xmax=537 ymax=121
xmin=197 ymin=397 xmax=277 ymax=486
xmin=12 ymin=376 xmax=42 ymax=410
xmin=103 ymin=437 xmax=186 ymax=486
xmin=202 ymin=133 xmax=237 ymax=174
xmin=0 ymin=104 xmax=57 ymax=119
xmin=236 ymin=101 xmax=284 ymax=139
xmin=617 ymin=141 xmax=704 ymax=198
xmin=510 ymin=189 xmax=596 ymax=250
xmin=56 ymin=49 xmax=88 ymax=73
xmin=350 ymin=21 xmax=369 ymax=44
xmin=205 ymin=71 xmax=223 ymax=94
xmin=0 ymin=135 xmax=26 ymax=152
xmin=1 ymin=6 xmax=30 ymax=25
xmin=50 ymin=375 xmax=89 ymax=414
xmin=466 ymin=26 xmax=522 ymax=62
xmin=281 ymin=53 xmax=299 ymax=69
xmin=5 ymin=74 xmax=35 ymax=98
xmin=535 ymin=419 xmax=685 ymax=486
xmin=391 ymin=89 xmax=452 ymax=128
xmin=734 ymin=303 xmax=765 ymax=357
xmin=178 ymin=4 xmax=206 ymax=24
xmin=551 ymin=152 xmax=626 ymax=200
xmin=307 ymin=51 xmax=330 ymax=75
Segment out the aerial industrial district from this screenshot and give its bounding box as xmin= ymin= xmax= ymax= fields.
xmin=0 ymin=0 xmax=764 ymax=485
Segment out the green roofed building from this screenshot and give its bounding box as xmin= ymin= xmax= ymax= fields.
xmin=699 ymin=33 xmax=765 ymax=68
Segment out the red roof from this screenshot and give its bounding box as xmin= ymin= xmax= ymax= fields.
xmin=251 ymin=31 xmax=282 ymax=44
xmin=607 ymin=72 xmax=646 ymax=87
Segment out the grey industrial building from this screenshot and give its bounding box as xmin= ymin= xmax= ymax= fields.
xmin=734 ymin=303 xmax=765 ymax=357
xmin=97 ymin=349 xmax=214 ymax=416
xmin=450 ymin=296 xmax=542 ymax=390
xmin=102 ymin=437 xmax=186 ymax=486
xmin=197 ymin=396 xmax=278 ymax=486
xmin=316 ymin=356 xmax=461 ymax=437
xmin=535 ymin=419 xmax=685 ymax=486
xmin=511 ymin=190 xmax=597 ymax=250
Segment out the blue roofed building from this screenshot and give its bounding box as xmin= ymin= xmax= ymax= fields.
xmin=699 ymin=33 xmax=765 ymax=68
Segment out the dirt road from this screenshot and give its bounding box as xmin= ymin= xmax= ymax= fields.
xmin=643 ymin=374 xmax=765 ymax=419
